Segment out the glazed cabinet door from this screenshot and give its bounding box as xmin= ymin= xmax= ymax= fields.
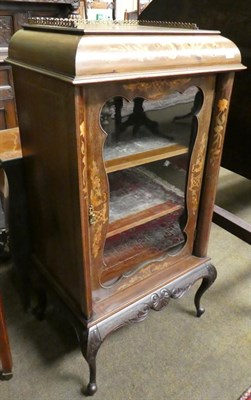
xmin=84 ymin=75 xmax=215 ymax=293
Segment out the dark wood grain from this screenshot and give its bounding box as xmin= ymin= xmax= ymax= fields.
xmin=0 ymin=294 xmax=13 ymax=379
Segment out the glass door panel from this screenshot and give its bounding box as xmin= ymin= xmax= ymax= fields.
xmin=101 ymin=87 xmax=201 ymax=172
xmin=100 ymin=87 xmax=203 ymax=283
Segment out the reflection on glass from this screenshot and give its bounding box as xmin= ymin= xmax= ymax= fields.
xmin=100 ymin=88 xmax=203 ymax=284
xmin=101 ymin=88 xmax=201 ymax=161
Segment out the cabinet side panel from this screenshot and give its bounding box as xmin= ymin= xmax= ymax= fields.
xmin=12 ymin=67 xmax=90 ymax=317
xmin=194 ymin=72 xmax=235 ymax=257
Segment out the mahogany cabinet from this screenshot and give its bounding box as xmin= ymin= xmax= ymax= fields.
xmin=7 ymin=19 xmax=244 ymax=395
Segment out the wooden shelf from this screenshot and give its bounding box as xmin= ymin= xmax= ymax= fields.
xmin=105 ymin=143 xmax=188 ymax=173
xmin=107 ymin=167 xmax=184 ymax=239
xmin=103 ymin=213 xmax=185 ymax=283
xmin=107 ymin=201 xmax=182 ymax=238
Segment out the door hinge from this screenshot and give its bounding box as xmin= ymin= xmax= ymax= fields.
xmin=88 ymin=205 xmax=96 ymax=225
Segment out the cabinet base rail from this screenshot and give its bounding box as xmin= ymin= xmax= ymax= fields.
xmin=72 ymin=262 xmax=216 ymax=395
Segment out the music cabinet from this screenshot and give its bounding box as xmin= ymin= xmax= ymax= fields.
xmin=7 ymin=19 xmax=244 ymax=395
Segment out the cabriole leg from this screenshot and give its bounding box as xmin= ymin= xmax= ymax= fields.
xmin=78 ymin=326 xmax=102 ymax=396
xmin=86 ymin=356 xmax=97 ymax=396
xmin=194 ymin=264 xmax=217 ymax=317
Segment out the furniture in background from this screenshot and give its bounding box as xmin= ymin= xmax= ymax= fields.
xmin=0 ymin=127 xmax=31 ymax=308
xmin=213 ymin=204 xmax=251 ymax=245
xmin=0 ymin=63 xmax=16 ymax=131
xmin=0 ymin=293 xmax=12 ymax=380
xmin=124 ymin=0 xmax=152 ymax=18
xmin=0 ymin=0 xmax=80 ymax=128
xmin=124 ymin=9 xmax=138 ymax=20
xmin=0 ymin=0 xmax=80 ymax=274
xmin=84 ymin=1 xmax=115 ymax=20
xmin=140 ymin=0 xmax=251 ymax=243
xmin=137 ymin=0 xmax=152 ymax=14
xmin=7 ymin=18 xmax=243 ymax=395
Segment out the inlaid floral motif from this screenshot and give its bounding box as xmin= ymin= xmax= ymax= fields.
xmin=209 ymin=98 xmax=229 ymax=167
xmin=90 ymin=161 xmax=108 ymax=258
xmin=79 ymin=121 xmax=87 ymax=199
xmin=188 ymin=131 xmax=207 ymax=215
xmin=217 ymin=98 xmax=229 ymax=112
xmin=123 ymin=78 xmax=191 ymax=100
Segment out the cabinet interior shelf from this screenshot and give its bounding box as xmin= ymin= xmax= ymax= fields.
xmin=105 ymin=143 xmax=188 ymax=173
xmin=107 ymin=201 xmax=182 ymax=238
xmin=103 ymin=213 xmax=185 ymax=282
xmin=106 ymin=167 xmax=184 ymax=239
